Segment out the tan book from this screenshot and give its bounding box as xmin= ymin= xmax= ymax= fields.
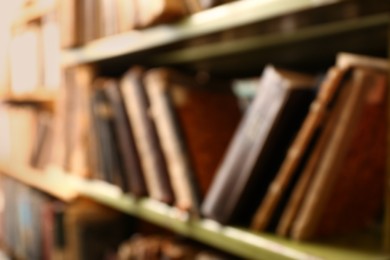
xmin=98 ymin=0 xmax=120 ymax=38
xmin=121 ymin=67 xmax=174 ymax=203
xmin=251 ymin=67 xmax=346 ymax=231
xmin=117 ymin=0 xmax=138 ymax=32
xmin=291 ymin=68 xmax=383 ymax=240
xmin=58 ymin=0 xmax=78 ymax=47
xmin=337 ymin=52 xmax=389 ymax=71
xmin=144 ymin=68 xmax=240 ymax=213
xmin=135 ymin=0 xmax=187 ymax=28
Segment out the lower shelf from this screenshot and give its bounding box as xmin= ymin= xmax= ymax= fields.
xmin=0 ymin=165 xmax=387 ymax=260
xmin=74 ymin=177 xmax=388 ymax=260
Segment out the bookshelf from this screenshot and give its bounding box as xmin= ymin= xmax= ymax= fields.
xmin=1 ymin=0 xmax=389 ymax=259
xmin=0 ymin=163 xmax=77 ymax=202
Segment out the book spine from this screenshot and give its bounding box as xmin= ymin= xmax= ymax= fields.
xmin=121 ymin=67 xmax=174 ymax=203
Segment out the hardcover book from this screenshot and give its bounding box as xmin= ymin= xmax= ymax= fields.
xmin=103 ymin=78 xmax=147 ymax=196
xmin=121 ymin=67 xmax=174 ymax=203
xmin=202 ymin=65 xmax=315 ymax=225
xmin=251 ymin=67 xmax=346 ymax=231
xmin=145 ymin=68 xmax=240 ymax=213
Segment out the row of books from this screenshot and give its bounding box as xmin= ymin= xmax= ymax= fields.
xmin=59 ymin=0 xmax=235 ymax=47
xmin=0 ymin=176 xmax=63 ymax=259
xmin=0 ymin=176 xmax=134 ymax=260
xmin=26 ymin=52 xmax=390 ymax=242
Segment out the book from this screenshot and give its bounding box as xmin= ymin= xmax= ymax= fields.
xmin=276 ymin=69 xmax=353 ymax=237
xmin=199 ymin=0 xmax=234 ymax=9
xmin=135 ymin=0 xmax=187 ymax=28
xmin=144 ymin=68 xmax=241 ymax=213
xmin=291 ymin=68 xmax=387 ymax=240
xmin=98 ymin=0 xmax=120 ymax=38
xmin=251 ymin=67 xmax=346 ymax=231
xmin=103 ymin=78 xmax=147 ymax=196
xmin=30 ymin=111 xmax=53 ymax=170
xmin=201 ymin=65 xmax=315 ymax=225
xmin=120 ymin=67 xmax=174 ymax=203
xmin=89 ymin=81 xmax=130 ymax=191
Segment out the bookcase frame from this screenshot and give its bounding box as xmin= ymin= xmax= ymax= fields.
xmin=1 ymin=0 xmax=389 ymax=259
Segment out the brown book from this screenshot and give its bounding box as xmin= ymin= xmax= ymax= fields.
xmin=337 ymin=52 xmax=389 ymax=71
xmin=201 ymin=66 xmax=315 ymax=225
xmin=291 ymin=68 xmax=386 ymax=240
xmin=121 ymin=67 xmax=174 ymax=203
xmin=251 ymin=67 xmax=346 ymax=231
xmin=79 ymin=0 xmax=100 ymax=44
xmin=144 ymin=68 xmax=240 ymax=213
xmin=276 ymin=70 xmax=353 ymax=237
xmin=135 ymin=0 xmax=187 ymax=28
xmin=103 ymin=78 xmax=147 ymax=196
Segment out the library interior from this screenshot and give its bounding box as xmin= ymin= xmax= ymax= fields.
xmin=0 ymin=0 xmax=389 ymax=259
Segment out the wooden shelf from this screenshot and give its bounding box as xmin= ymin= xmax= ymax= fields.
xmin=74 ymin=180 xmax=388 ymax=260
xmin=0 ymin=163 xmax=78 ymax=202
xmin=61 ymin=0 xmax=344 ymax=67
xmin=0 ymin=164 xmax=387 ymax=259
xmin=0 ymin=92 xmax=55 ymax=103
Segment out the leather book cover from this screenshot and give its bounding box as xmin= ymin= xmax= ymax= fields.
xmin=121 ymin=67 xmax=174 ymax=204
xmin=251 ymin=67 xmax=346 ymax=231
xmin=103 ymin=78 xmax=147 ymax=196
xmin=291 ymin=68 xmax=385 ymax=240
xmin=135 ymin=0 xmax=187 ymax=28
xmin=144 ymin=68 xmax=241 ymax=213
xmin=276 ymin=70 xmax=353 ymax=237
xmin=201 ymin=65 xmax=315 ymax=225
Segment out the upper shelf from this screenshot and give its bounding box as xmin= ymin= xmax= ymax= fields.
xmin=61 ymin=0 xmax=389 ymax=76
xmin=62 ymin=0 xmax=344 ymax=66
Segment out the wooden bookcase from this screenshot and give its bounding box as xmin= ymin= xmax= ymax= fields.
xmin=1 ymin=0 xmax=389 ymax=259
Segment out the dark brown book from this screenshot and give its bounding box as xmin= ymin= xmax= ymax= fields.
xmin=103 ymin=78 xmax=147 ymax=196
xmin=276 ymin=70 xmax=353 ymax=237
xmin=135 ymin=0 xmax=187 ymax=28
xmin=251 ymin=67 xmax=346 ymax=231
xmin=201 ymin=65 xmax=315 ymax=225
xmin=120 ymin=67 xmax=174 ymax=203
xmin=291 ymin=68 xmax=386 ymax=240
xmin=144 ymin=68 xmax=241 ymax=213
